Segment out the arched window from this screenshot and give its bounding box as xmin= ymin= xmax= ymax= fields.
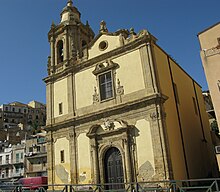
xmin=82 ymin=40 xmax=87 ymax=48
xmin=57 ymin=40 xmax=64 ymax=63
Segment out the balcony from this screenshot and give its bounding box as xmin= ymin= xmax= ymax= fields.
xmin=26 ymin=152 xmax=47 ymax=159
xmin=12 ymin=160 xmax=24 ymax=165
xmin=11 ymin=170 xmax=24 ymax=178
xmin=0 ymin=161 xmax=12 ymax=167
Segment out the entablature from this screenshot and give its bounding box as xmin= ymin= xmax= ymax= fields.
xmin=44 ymin=93 xmax=167 ymax=132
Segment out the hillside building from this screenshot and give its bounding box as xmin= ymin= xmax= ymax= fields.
xmin=0 ymin=101 xmax=46 ymax=134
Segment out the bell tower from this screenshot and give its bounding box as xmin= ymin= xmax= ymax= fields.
xmin=45 ymin=0 xmax=94 ymax=125
xmin=47 ymin=0 xmax=94 ymax=75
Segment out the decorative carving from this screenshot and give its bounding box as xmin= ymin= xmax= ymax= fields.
xmin=47 ymin=56 xmax=51 ymax=67
xmin=117 ymin=79 xmax=124 ymax=96
xmin=103 ymin=119 xmax=114 ymax=130
xmin=69 ymin=132 xmax=74 ymax=139
xmin=150 ymin=111 xmax=159 ymax=121
xmin=93 ymin=87 xmax=99 ymax=104
xmin=130 ymin=28 xmax=136 ymax=36
xmin=71 ymin=44 xmax=77 ymax=60
xmin=137 ymin=29 xmax=149 ymax=37
xmin=77 ymin=50 xmax=80 ymax=60
xmin=93 ymin=60 xmax=119 ymax=75
xmin=99 ymin=20 xmax=108 ymax=33
xmin=91 ymin=144 xmax=97 ymax=150
xmin=47 ymin=56 xmax=53 ymax=75
xmin=116 ymin=119 xmax=128 ymax=127
xmin=50 ymin=21 xmax=56 ymax=29
xmin=204 ymin=47 xmax=220 ymax=57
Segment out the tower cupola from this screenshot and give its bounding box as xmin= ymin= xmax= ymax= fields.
xmin=60 ymin=0 xmax=81 ymax=24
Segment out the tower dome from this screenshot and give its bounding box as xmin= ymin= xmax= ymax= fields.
xmin=60 ymin=0 xmax=81 ymax=23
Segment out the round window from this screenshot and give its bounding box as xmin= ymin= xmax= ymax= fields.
xmin=99 ymin=41 xmax=108 ymax=51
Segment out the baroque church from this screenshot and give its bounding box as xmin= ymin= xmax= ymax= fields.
xmin=44 ymin=0 xmax=218 ymax=186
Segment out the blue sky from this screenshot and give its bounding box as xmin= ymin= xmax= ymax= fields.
xmin=0 ymin=0 xmax=219 ymax=105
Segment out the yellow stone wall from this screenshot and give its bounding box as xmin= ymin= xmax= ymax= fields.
xmin=135 ymin=119 xmax=155 ymax=181
xmin=75 ymin=50 xmax=145 ymax=109
xmin=154 ymin=44 xmax=214 ymax=179
xmin=114 ymin=50 xmax=145 ymax=95
xmin=88 ymin=35 xmax=122 ymax=59
xmin=194 ymin=83 xmax=217 ymax=176
xmin=77 ymin=133 xmax=92 ymax=184
xmin=154 ymin=45 xmax=187 ymax=179
xmin=171 ymin=58 xmax=204 ymax=179
xmin=54 ymin=78 xmax=68 ymax=118
xmin=54 ymin=137 xmax=70 ymax=184
xmin=75 ymin=68 xmax=96 ymax=109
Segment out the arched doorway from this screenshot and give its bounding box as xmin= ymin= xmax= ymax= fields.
xmin=104 ymin=147 xmax=124 ymax=190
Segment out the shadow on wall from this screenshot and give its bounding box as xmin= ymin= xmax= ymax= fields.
xmin=55 ymin=164 xmax=69 ymax=183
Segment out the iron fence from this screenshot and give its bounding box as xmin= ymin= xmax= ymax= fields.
xmin=0 ymin=178 xmax=220 ymax=192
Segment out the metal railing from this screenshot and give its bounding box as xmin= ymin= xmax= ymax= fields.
xmin=0 ymin=178 xmax=220 ymax=192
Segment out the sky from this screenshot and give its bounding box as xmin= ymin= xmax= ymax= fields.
xmin=0 ymin=0 xmax=219 ymax=105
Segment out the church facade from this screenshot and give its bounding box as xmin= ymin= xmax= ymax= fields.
xmin=44 ymin=1 xmax=217 ymax=185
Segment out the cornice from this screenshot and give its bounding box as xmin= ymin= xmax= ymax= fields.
xmin=44 ymin=93 xmax=167 ymax=132
xmin=48 ymin=21 xmax=94 ymax=42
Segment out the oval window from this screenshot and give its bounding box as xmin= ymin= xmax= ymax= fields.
xmin=99 ymin=41 xmax=108 ymax=51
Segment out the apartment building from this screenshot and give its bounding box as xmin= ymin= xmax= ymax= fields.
xmin=198 ymin=22 xmax=220 ymax=129
xmin=25 ymin=133 xmax=47 ymax=177
xmin=0 ymin=133 xmax=47 ymax=182
xmin=0 ymin=141 xmax=25 ymax=182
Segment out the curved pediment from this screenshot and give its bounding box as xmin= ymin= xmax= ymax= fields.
xmin=92 ymin=60 xmax=119 ymax=75
xmin=87 ymin=119 xmax=129 ymax=138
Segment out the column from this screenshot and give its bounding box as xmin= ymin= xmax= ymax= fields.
xmin=124 ymin=138 xmax=132 ymax=183
xmin=91 ymin=139 xmax=100 ymax=184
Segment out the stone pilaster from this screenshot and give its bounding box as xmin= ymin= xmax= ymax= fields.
xmin=147 ymin=104 xmax=172 ymax=180
xmin=139 ymin=46 xmax=155 ymax=94
xmin=68 ymin=126 xmax=78 ymax=184
xmin=124 ymin=138 xmax=132 ymax=183
xmin=46 ymin=132 xmax=55 ymax=186
xmin=65 ymin=30 xmax=69 ymax=62
xmin=68 ymin=127 xmax=78 ymax=184
xmin=91 ymin=138 xmax=100 ymax=184
xmin=67 ymin=73 xmax=75 ymax=116
xmin=50 ymin=37 xmax=55 ymax=66
xmin=46 ymin=82 xmax=54 ymax=125
xmin=146 ymin=43 xmax=159 ymax=93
